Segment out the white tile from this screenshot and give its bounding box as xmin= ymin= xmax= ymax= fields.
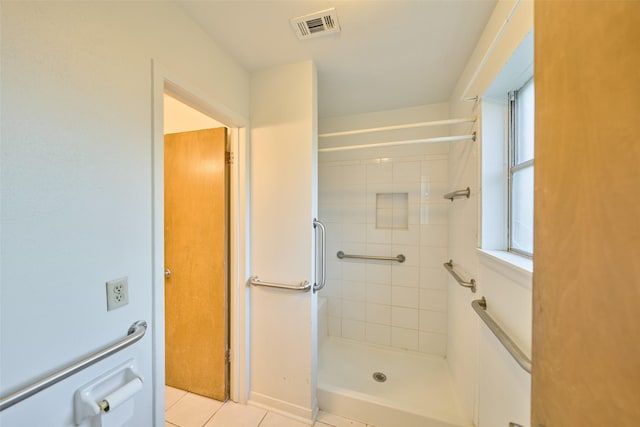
xmin=392 ymin=244 xmax=419 ymax=267
xmin=391 ymin=287 xmax=419 ymax=309
xmin=366 ymin=284 xmax=391 ymax=305
xmin=259 ymin=412 xmax=309 ymax=427
xmin=366 ymin=163 xmax=392 ymax=184
xmin=165 ymin=385 xmax=187 ymax=409
xmin=391 ymin=327 xmax=419 ymax=351
xmin=420 ymin=203 xmax=449 ymax=225
xmin=319 ymin=203 xmax=343 ymax=223
xmin=392 ymin=207 xmax=408 ymax=229
xmin=419 ymin=246 xmax=448 ymax=269
xmin=320 ymin=279 xmax=341 ymax=298
xmin=391 ymin=224 xmax=420 ymax=245
xmin=342 ymin=299 xmax=366 ymax=321
xmin=342 ymin=319 xmax=366 ymax=341
xmin=420 ymin=224 xmax=448 ymax=247
xmin=365 ymin=323 xmax=391 ymax=346
xmin=165 ymin=393 xmax=223 ymax=427
xmin=327 ymin=297 xmax=342 ymax=317
xmin=419 ymin=310 xmax=448 ymax=334
xmin=420 ymin=289 xmax=447 ymax=312
xmin=342 ymin=223 xmax=366 ymax=243
xmin=419 ymin=268 xmax=448 ymax=289
xmin=391 ymin=265 xmax=419 ymax=287
xmin=328 ymin=316 xmax=342 ymax=337
xmin=367 ymin=224 xmax=392 ymax=243
xmin=420 ymin=181 xmax=448 ymax=203
xmin=343 ymin=184 xmax=367 ymax=205
xmin=376 ymin=193 xmax=394 ymax=209
xmin=391 ymin=306 xmax=419 ymax=329
xmin=365 ymin=264 xmax=391 ymax=285
xmin=326 ymin=260 xmax=342 ymax=281
xmin=342 ymin=281 xmax=366 ymax=301
xmin=342 ymin=164 xmax=366 ymax=186
xmin=204 ymin=401 xmax=266 ymax=427
xmin=365 ymin=243 xmax=391 ymax=257
xmin=421 ymin=160 xmax=449 ymax=182
xmin=419 ymin=331 xmax=447 ymax=356
xmin=343 ymin=203 xmax=367 ymax=224
xmin=342 ymin=262 xmax=366 ymax=282
xmin=393 ymin=161 xmax=421 ymax=183
xmin=317 ymin=410 xmax=367 ymax=427
xmin=366 ymin=303 xmax=391 ymax=325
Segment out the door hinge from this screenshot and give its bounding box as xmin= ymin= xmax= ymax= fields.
xmin=225 ymin=151 xmax=234 ymax=165
xmin=225 ymin=348 xmax=231 ymax=363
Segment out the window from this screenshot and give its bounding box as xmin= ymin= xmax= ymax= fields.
xmin=508 ymin=79 xmax=534 ymax=257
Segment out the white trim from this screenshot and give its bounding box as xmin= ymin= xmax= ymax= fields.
xmin=151 ymin=60 xmax=250 ymax=425
xmin=318 ymin=134 xmax=475 ymax=153
xmin=476 ymin=249 xmax=532 ymax=290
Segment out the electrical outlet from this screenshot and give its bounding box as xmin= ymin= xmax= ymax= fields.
xmin=106 ymin=277 xmax=129 ymax=311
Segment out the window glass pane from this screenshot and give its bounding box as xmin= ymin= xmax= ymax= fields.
xmin=516 ymin=80 xmax=534 ymax=164
xmin=511 ymin=166 xmax=534 ymax=255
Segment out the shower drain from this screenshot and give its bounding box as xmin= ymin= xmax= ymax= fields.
xmin=372 ymin=372 xmax=387 ymax=382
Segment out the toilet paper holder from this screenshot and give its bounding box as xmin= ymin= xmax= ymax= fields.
xmin=74 ymin=358 xmax=143 ymax=425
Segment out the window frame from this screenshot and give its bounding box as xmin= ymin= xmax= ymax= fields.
xmin=507 ymin=78 xmax=534 ymax=258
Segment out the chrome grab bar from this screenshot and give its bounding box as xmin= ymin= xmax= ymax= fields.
xmin=443 ymin=259 xmax=476 ymax=293
xmin=313 ymin=219 xmax=326 ymax=292
xmin=249 ymin=276 xmax=311 ymax=292
xmin=337 ymin=251 xmax=405 ymax=263
xmin=472 ymin=298 xmax=532 ymax=374
xmin=443 ymin=187 xmax=471 ymax=201
xmin=0 ymin=320 xmax=147 ymax=412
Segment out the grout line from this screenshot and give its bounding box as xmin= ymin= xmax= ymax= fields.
xmin=256 ymin=410 xmax=268 ymax=426
xmin=200 ymin=398 xmax=226 ymax=427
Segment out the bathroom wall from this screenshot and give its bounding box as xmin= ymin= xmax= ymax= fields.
xmin=0 ymin=2 xmax=249 ymax=425
xmin=446 ymin=1 xmax=533 ymax=425
xmin=318 ymin=104 xmax=451 ymax=356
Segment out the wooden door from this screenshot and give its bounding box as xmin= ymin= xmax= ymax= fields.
xmin=164 ymin=127 xmax=228 ymax=400
xmin=533 ymin=2 xmax=640 ymax=426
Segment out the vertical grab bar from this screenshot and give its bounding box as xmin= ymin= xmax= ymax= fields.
xmin=313 ymin=219 xmax=326 ymax=292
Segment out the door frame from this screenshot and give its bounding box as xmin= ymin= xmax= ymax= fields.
xmin=151 ymin=60 xmax=250 ymax=425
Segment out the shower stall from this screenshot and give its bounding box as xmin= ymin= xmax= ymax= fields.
xmin=316 ymin=105 xmax=475 ymax=427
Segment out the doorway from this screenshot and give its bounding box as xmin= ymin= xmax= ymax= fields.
xmin=163 ymin=93 xmax=229 ymax=401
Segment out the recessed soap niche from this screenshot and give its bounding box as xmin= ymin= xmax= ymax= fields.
xmin=376 ymin=192 xmax=408 ymax=229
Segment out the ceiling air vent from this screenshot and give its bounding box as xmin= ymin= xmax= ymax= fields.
xmin=290 ymin=8 xmax=341 ymax=40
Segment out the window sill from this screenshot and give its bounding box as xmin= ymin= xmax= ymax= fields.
xmin=477 ymin=249 xmax=532 ymax=290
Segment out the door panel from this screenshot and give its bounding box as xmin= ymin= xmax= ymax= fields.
xmin=165 ymin=127 xmax=227 ymax=400
xmin=533 ymin=2 xmax=640 ymax=425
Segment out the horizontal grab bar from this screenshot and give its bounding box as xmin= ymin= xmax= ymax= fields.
xmin=0 ymin=320 xmax=147 ymax=412
xmin=337 ymin=251 xmax=405 ymax=263
xmin=443 ymin=187 xmax=471 ymax=201
xmin=443 ymin=259 xmax=476 ymax=292
xmin=249 ymin=276 xmax=311 ymax=292
xmin=472 ymin=298 xmax=532 ymax=374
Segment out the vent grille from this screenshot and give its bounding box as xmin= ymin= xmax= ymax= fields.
xmin=290 ymin=8 xmax=341 ymax=40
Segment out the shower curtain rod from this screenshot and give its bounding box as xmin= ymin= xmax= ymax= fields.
xmin=318 ymin=117 xmax=476 ymax=138
xmin=318 ymin=133 xmax=476 ymax=153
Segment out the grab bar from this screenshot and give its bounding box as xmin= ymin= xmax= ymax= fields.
xmin=472 ymin=298 xmax=532 ymax=374
xmin=249 ymin=276 xmax=311 ymax=292
xmin=443 ymin=259 xmax=476 ymax=292
xmin=313 ymin=219 xmax=326 ymax=292
xmin=337 ymin=251 xmax=405 ymax=263
xmin=0 ymin=320 xmax=147 ymax=412
xmin=443 ymin=187 xmax=471 ymax=201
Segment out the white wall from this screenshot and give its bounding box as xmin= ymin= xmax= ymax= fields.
xmin=163 ymin=94 xmax=226 ymax=134
xmin=0 ymin=2 xmax=248 ymax=425
xmin=318 ymin=104 xmax=451 ymax=356
xmin=249 ymin=60 xmax=318 ymax=423
xmin=447 ymin=1 xmax=533 ymax=425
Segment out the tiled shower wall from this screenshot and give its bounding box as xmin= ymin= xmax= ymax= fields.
xmin=318 ymin=146 xmax=450 ymax=356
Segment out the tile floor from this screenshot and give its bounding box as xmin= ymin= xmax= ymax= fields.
xmin=165 ymin=386 xmax=377 ymax=427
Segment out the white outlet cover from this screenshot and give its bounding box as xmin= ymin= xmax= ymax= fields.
xmin=106 ymin=277 xmax=129 ymax=311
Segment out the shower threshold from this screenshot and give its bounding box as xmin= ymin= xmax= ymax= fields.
xmin=318 ymin=337 xmax=472 ymax=427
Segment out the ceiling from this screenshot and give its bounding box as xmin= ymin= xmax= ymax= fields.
xmin=178 ymin=1 xmax=497 ymax=118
